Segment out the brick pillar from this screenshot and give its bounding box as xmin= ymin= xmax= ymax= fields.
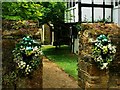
xmin=78 ymin=23 xmax=120 ymax=89
xmin=2 ymin=30 xmax=43 ymax=88
xmin=78 ymin=54 xmax=109 ymax=89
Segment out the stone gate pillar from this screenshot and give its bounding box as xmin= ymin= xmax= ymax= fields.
xmin=78 ymin=23 xmax=120 ymax=89
xmin=2 ymin=30 xmax=43 ymax=88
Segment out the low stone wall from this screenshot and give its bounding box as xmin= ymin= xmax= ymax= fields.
xmin=78 ymin=23 xmax=120 ymax=89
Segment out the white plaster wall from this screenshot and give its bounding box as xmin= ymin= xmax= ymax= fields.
xmin=82 ymin=7 xmax=92 ymax=22
xmin=75 ymin=4 xmax=79 ymax=22
xmin=112 ymin=0 xmax=120 ymax=25
xmin=65 ymin=0 xmax=120 ymax=25
xmin=74 ymin=38 xmax=79 ymax=54
xmin=118 ymin=8 xmax=120 ymax=25
xmin=113 ymin=7 xmax=119 ymax=25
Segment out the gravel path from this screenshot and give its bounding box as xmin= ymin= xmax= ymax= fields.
xmin=43 ymin=57 xmax=79 ymax=88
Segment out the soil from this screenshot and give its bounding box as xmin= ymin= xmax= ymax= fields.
xmin=43 ymin=57 xmax=79 ymax=88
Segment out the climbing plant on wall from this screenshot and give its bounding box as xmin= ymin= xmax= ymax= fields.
xmin=12 ymin=36 xmax=42 ymax=76
xmin=92 ymin=34 xmax=116 ymax=70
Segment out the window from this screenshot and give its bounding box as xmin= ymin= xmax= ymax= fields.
xmin=73 ymin=0 xmax=76 ymax=7
xmin=70 ymin=2 xmax=72 ymax=7
xmin=81 ymin=0 xmax=92 ymax=4
xmin=67 ymin=2 xmax=70 ymax=8
xmin=82 ymin=7 xmax=92 ymax=22
xmin=115 ymin=0 xmax=118 ymax=6
xmin=94 ymin=8 xmax=103 ymax=21
xmin=105 ymin=0 xmax=112 ymax=5
xmin=105 ymin=8 xmax=111 ymax=22
xmin=94 ymin=0 xmax=103 ymax=4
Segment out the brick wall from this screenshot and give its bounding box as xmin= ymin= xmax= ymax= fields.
xmin=78 ymin=23 xmax=120 ymax=89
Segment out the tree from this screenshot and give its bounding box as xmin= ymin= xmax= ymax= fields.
xmin=2 ymin=2 xmax=43 ymax=20
xmin=2 ymin=2 xmax=66 ymax=23
xmin=39 ymin=2 xmax=65 ymax=24
xmin=2 ymin=2 xmax=68 ymax=45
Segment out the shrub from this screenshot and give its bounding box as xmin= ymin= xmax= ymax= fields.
xmin=92 ymin=34 xmax=116 ymax=69
xmin=12 ymin=36 xmax=42 ymax=76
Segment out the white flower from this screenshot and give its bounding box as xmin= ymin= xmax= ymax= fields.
xmin=25 ymin=65 xmax=32 ymax=74
xmin=27 ymin=36 xmax=30 ymax=38
xmin=33 ymin=46 xmax=38 ymax=51
xmin=20 ymin=47 xmax=25 ymax=51
xmin=20 ymin=46 xmax=23 ymax=48
xmin=40 ymin=51 xmax=43 ymax=55
xmin=108 ymin=44 xmax=112 ymax=49
xmin=112 ymin=46 xmax=116 ymax=53
xmin=93 ymin=35 xmax=116 ymax=70
xmin=101 ymin=63 xmax=108 ymax=70
xmin=96 ymin=56 xmax=102 ymax=62
xmin=95 ymin=43 xmax=98 ymax=46
xmin=102 ymin=46 xmax=108 ymax=54
xmin=26 ymin=47 xmax=33 ymax=51
xmin=17 ymin=61 xmax=26 ymax=69
xmin=35 ymin=54 xmax=38 ymax=56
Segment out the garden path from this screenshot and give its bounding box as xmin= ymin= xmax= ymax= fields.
xmin=43 ymin=57 xmax=79 ymax=88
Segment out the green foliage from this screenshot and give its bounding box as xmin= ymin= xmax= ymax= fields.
xmin=2 ymin=2 xmax=66 ymax=24
xmin=12 ymin=36 xmax=42 ymax=76
xmin=92 ymin=34 xmax=116 ymax=70
xmin=39 ymin=2 xmax=66 ymax=24
xmin=95 ymin=16 xmax=111 ymax=23
xmin=2 ymin=2 xmax=42 ymax=20
xmin=2 ymin=2 xmax=66 ymax=35
xmin=73 ymin=23 xmax=81 ymax=32
xmin=12 ymin=20 xmax=29 ymax=29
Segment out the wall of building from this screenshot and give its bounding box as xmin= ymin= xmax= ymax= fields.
xmin=65 ymin=0 xmax=120 ymax=25
xmin=113 ymin=1 xmax=120 ymax=25
xmin=41 ymin=24 xmax=51 ymax=45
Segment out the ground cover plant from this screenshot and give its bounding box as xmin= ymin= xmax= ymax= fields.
xmin=42 ymin=45 xmax=78 ymax=80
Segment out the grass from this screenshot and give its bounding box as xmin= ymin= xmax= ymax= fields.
xmin=42 ymin=45 xmax=78 ymax=80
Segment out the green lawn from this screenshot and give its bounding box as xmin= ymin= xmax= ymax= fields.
xmin=42 ymin=45 xmax=78 ymax=80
